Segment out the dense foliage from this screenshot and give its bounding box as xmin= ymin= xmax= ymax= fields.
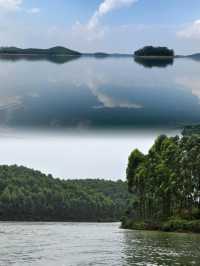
xmin=182 ymin=125 xmax=200 ymax=136
xmin=0 ymin=165 xmax=130 ymax=221
xmin=123 ymin=134 xmax=200 ymax=232
xmin=134 ymin=46 xmax=174 ymax=57
xmin=0 ymin=46 xmax=80 ymax=55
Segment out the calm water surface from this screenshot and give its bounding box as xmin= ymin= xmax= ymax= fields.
xmin=0 ymin=222 xmax=200 ymax=266
xmin=0 ymin=56 xmax=200 ymax=129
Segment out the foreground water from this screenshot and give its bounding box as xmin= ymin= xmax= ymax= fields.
xmin=0 ymin=222 xmax=200 ymax=266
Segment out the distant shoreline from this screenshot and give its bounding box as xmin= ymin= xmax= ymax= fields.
xmin=0 ymin=45 xmax=199 ymax=58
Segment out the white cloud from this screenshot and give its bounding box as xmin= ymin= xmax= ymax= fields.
xmin=27 ymin=8 xmax=40 ymax=14
xmin=178 ymin=20 xmax=200 ymax=39
xmin=88 ymin=0 xmax=137 ymax=30
xmin=0 ymin=0 xmax=40 ymax=14
xmin=73 ymin=0 xmax=138 ymax=41
xmin=93 ymin=90 xmax=143 ymax=109
xmin=176 ymin=77 xmax=200 ymax=101
xmin=0 ymin=0 xmax=22 ymax=11
xmin=72 ymin=21 xmax=107 ymax=41
xmin=87 ymin=76 xmax=142 ymax=109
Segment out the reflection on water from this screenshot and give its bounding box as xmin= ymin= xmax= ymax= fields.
xmin=123 ymin=229 xmax=200 ymax=266
xmin=0 ymin=54 xmax=81 ymax=64
xmin=0 ymin=222 xmax=199 ymax=266
xmin=0 ymin=56 xmax=200 ymax=129
xmin=134 ymin=56 xmax=174 ymax=68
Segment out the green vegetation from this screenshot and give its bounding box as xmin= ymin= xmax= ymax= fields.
xmin=0 ymin=46 xmax=80 ymax=56
xmin=182 ymin=125 xmax=200 ymax=136
xmin=0 ymin=165 xmax=130 ymax=221
xmin=122 ymin=133 xmax=200 ymax=233
xmin=134 ymin=46 xmax=174 ymax=57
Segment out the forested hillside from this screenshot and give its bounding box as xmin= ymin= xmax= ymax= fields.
xmin=0 ymin=46 xmax=80 ymax=55
xmin=0 ymin=165 xmax=130 ymax=221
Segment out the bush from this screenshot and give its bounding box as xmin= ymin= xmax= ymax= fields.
xmin=161 ymin=218 xmax=200 ymax=233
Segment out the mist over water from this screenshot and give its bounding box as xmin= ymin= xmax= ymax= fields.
xmin=0 ymin=55 xmax=199 ymax=178
xmin=0 ymin=128 xmax=179 ymax=179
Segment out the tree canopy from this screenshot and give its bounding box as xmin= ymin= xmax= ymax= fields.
xmin=0 ymin=165 xmax=130 ymax=221
xmin=134 ymin=46 xmax=174 ymax=57
xmin=123 ymin=134 xmax=200 ymax=232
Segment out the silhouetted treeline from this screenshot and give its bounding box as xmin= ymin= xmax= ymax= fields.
xmin=0 ymin=46 xmax=80 ymax=55
xmin=0 ymin=165 xmax=130 ymax=221
xmin=134 ymin=46 xmax=174 ymax=57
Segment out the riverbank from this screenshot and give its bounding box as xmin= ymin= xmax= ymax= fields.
xmin=121 ymin=217 xmax=200 ymax=233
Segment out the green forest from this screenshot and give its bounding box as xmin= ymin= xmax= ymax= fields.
xmin=122 ymin=132 xmax=200 ymax=233
xmin=0 ymin=165 xmax=130 ymax=221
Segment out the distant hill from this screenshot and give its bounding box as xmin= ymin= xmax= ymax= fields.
xmin=188 ymin=53 xmax=200 ymax=58
xmin=93 ymin=52 xmax=110 ymax=58
xmin=0 ymin=165 xmax=130 ymax=222
xmin=134 ymin=46 xmax=174 ymax=57
xmin=187 ymin=53 xmax=200 ymax=61
xmin=82 ymin=52 xmax=132 ymax=58
xmin=0 ymin=46 xmax=81 ymax=56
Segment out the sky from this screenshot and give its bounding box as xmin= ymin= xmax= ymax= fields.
xmin=1 ymin=0 xmax=200 ymax=54
xmin=0 ymin=129 xmax=179 ymax=180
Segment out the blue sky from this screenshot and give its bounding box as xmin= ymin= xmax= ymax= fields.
xmin=1 ymin=0 xmax=200 ymax=54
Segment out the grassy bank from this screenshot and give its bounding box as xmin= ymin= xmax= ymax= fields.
xmin=121 ymin=217 xmax=200 ymax=233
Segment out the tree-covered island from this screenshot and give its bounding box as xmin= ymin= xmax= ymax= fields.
xmin=134 ymin=46 xmax=174 ymax=57
xmin=122 ymin=130 xmax=200 ymax=233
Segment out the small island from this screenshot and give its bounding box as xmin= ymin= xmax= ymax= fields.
xmin=134 ymin=46 xmax=175 ymax=57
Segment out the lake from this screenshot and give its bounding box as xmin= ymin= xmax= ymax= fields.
xmin=0 ymin=222 xmax=199 ymax=266
xmin=0 ymin=55 xmax=199 ymax=179
xmin=0 ymin=56 xmax=200 ymax=265
xmin=0 ymin=55 xmax=200 ymax=129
